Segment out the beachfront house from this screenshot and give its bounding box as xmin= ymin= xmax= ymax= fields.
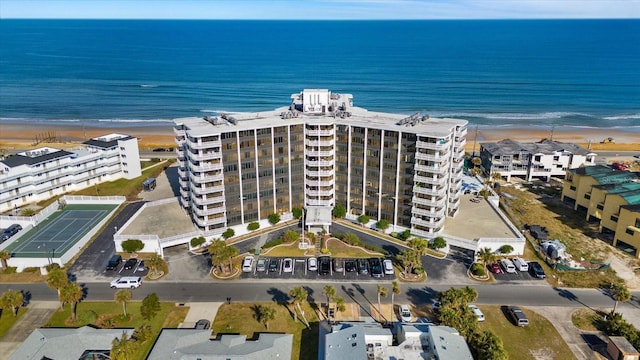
xmin=479 ymin=139 xmax=596 ymax=182
xmin=0 ymin=134 xmax=140 ymax=213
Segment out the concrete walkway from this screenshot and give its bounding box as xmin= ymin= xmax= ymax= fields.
xmin=0 ymin=301 xmax=59 ymax=358
xmin=179 ymin=302 xmax=223 ymax=329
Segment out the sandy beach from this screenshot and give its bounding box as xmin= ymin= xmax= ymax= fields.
xmin=1 ymin=123 xmax=638 ymax=153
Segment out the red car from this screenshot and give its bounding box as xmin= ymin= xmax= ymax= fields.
xmin=490 ymin=262 xmax=502 ymax=274
xmin=612 ymin=162 xmax=628 ymax=171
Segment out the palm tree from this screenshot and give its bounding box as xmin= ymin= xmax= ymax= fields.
xmin=398 ymin=249 xmax=420 ymax=276
xmin=223 ymin=246 xmax=238 ymax=274
xmin=115 ymin=289 xmax=132 ymax=317
xmin=477 ymin=247 xmax=496 ymax=268
xmin=612 ymin=283 xmax=631 ymax=313
xmin=391 ymin=281 xmax=401 ymax=320
xmin=46 ymin=269 xmax=68 ymax=309
xmin=132 ymin=324 xmax=153 ymax=343
xmin=0 ymin=289 xmax=24 ymax=316
xmin=471 ymin=157 xmax=482 ymax=168
xmin=491 ymin=171 xmax=502 ymax=185
xmin=61 ymin=282 xmax=83 ymax=321
xmin=146 ymin=254 xmax=164 ymax=277
xmin=0 ymin=250 xmax=11 ymax=268
xmin=470 ymin=167 xmax=482 ymax=178
xmin=408 ymin=238 xmax=429 ymax=256
xmin=111 ymin=330 xmax=136 ymax=360
xmin=377 ymin=285 xmax=388 ymax=322
xmin=334 ymin=296 xmax=346 ymax=315
xmin=258 ymin=305 xmax=276 ymax=329
xmin=289 ymin=286 xmax=309 ymax=326
xmin=322 ymin=285 xmax=336 ymax=317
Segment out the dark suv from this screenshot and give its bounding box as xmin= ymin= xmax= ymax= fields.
xmin=507 ymin=306 xmax=529 ymax=327
xmin=106 ymin=255 xmax=122 ymax=271
xmin=357 ymin=259 xmax=369 ymax=275
xmin=319 ymin=256 xmax=331 ymax=275
xmin=528 ymin=261 xmax=546 ymax=279
xmin=369 ymin=258 xmax=383 ymax=278
xmin=1 ymin=224 xmax=22 ymax=242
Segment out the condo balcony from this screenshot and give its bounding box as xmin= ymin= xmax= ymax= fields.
xmin=414 ymin=174 xmax=447 ymax=186
xmin=191 ymin=194 xmax=225 ymax=206
xmin=306 ymin=128 xmax=335 ymax=136
xmin=193 ymin=215 xmax=226 ymax=227
xmin=306 ymin=189 xmax=334 ymax=197
xmin=416 ymin=140 xmax=449 ymax=150
xmin=411 ymin=216 xmax=445 ymax=229
xmin=179 ymin=188 xmax=189 ymax=199
xmin=306 ymin=169 xmax=334 ymax=177
xmin=305 ymin=149 xmax=334 ymax=157
xmin=193 ymin=205 xmax=226 ymax=217
xmin=414 ymin=163 xmax=448 ymax=175
xmin=190 ymin=183 xmax=225 ymax=195
xmin=190 ymin=172 xmax=224 ymax=183
xmin=305 ymin=179 xmax=334 ymax=187
xmin=188 ymin=161 xmax=223 ymax=173
xmin=411 ymin=196 xmax=443 ymax=208
xmin=306 ymin=138 xmax=335 ymax=147
xmin=411 ymin=206 xmax=446 ymax=218
xmin=413 ymin=185 xmax=447 ymax=196
xmin=173 ymin=127 xmax=186 ymax=137
xmin=306 ymin=198 xmax=333 ymax=206
xmin=186 ymin=137 xmax=222 ymax=150
xmin=305 ymin=159 xmax=334 ymax=167
xmin=187 ymin=150 xmax=222 ymax=162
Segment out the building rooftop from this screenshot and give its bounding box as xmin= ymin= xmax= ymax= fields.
xmin=482 ymin=138 xmax=593 ymax=156
xmin=175 ymin=90 xmax=467 ymax=138
xmin=1 ymin=147 xmax=74 ymax=168
xmin=572 ymin=165 xmax=638 ymax=185
xmin=83 ymin=133 xmax=134 ymax=149
xmin=147 ymin=330 xmax=293 ymax=360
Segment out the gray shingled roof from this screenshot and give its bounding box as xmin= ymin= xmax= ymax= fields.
xmin=482 ymin=139 xmax=591 ymax=156
xmin=9 ymin=326 xmax=134 ymax=360
xmin=147 ymin=330 xmax=293 ymax=360
xmin=83 ymin=135 xmax=134 ymax=149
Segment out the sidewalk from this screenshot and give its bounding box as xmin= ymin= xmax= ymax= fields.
xmin=179 ymin=302 xmax=223 ymax=329
xmin=0 ymin=301 xmax=59 ymax=358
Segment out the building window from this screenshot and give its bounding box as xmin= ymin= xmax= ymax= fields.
xmin=584 ymin=193 xmax=590 ymax=200
xmin=626 ymin=228 xmax=635 ymax=236
xmin=635 ymin=218 xmax=640 ymax=228
xmin=610 ymin=215 xmax=618 ymax=222
xmin=597 ymin=204 xmax=604 ymax=210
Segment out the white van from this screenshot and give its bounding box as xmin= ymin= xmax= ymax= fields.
xmin=110 ymin=276 xmax=142 ymax=289
xmin=512 ymin=257 xmax=529 ymax=272
xmin=500 ymin=258 xmax=517 ymax=274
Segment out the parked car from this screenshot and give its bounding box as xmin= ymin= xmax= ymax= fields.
xmin=1 ymin=224 xmax=22 ymax=242
xmin=256 ymin=258 xmax=267 ymax=272
xmin=500 ymin=258 xmax=517 ymax=274
xmin=268 ymin=258 xmax=279 ymax=272
xmin=490 ymin=262 xmax=502 ymax=274
xmin=357 ymin=258 xmax=369 ymax=275
xmin=468 ymin=304 xmax=485 ymax=322
xmin=283 ymin=258 xmax=293 ymax=273
xmin=507 ymin=305 xmax=529 ymax=327
xmin=345 ymin=260 xmax=357 ymax=272
xmin=512 ymin=257 xmax=528 ymax=272
xmin=242 ymin=256 xmax=254 ymax=273
xmin=319 ymin=256 xmax=331 ymax=275
xmin=383 ymin=259 xmax=395 ymax=275
xmin=110 ymin=276 xmax=142 ymax=289
xmin=528 ymin=261 xmax=546 ymax=279
xmin=136 ymin=260 xmax=147 ymax=272
xmin=399 ymin=304 xmax=412 ymax=322
xmin=106 ymin=254 xmax=122 ymax=271
xmin=332 ymin=258 xmax=344 ymax=273
xmin=308 ymin=257 xmax=318 ymax=271
xmin=195 ymin=319 xmax=210 ymax=329
xmin=369 ymin=258 xmax=383 ymax=278
xmin=123 ymin=258 xmax=138 ymax=270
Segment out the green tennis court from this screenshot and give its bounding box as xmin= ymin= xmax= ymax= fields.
xmin=6 ymin=204 xmax=116 ymax=258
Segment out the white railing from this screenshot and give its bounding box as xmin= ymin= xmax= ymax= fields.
xmin=306 ymin=129 xmax=334 ymax=136
xmin=416 ymin=140 xmax=447 ymax=150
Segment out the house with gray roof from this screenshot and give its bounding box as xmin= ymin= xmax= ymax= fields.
xmin=9 ymin=326 xmax=134 ymax=360
xmin=146 ymin=329 xmax=293 ymax=360
xmin=480 ymin=139 xmax=596 ymax=182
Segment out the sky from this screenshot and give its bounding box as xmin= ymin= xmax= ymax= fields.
xmin=1 ymin=0 xmax=639 ymax=19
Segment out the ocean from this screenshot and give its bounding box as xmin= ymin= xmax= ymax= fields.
xmin=0 ymin=19 xmax=639 ymax=131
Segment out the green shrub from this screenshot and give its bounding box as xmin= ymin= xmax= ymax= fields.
xmin=397 ymin=230 xmax=411 ymax=240
xmin=1 ymin=267 xmax=17 ymax=274
xmin=22 ymin=267 xmax=39 ymax=273
xmin=247 ymin=222 xmax=260 ymax=231
xmin=292 ymin=207 xmax=303 ymax=219
xmin=121 ymin=239 xmax=145 ymax=254
xmin=268 ymin=213 xmax=280 ymax=225
xmin=45 ymin=263 xmax=61 ymax=272
xmin=357 ymin=214 xmax=370 ymax=225
xmin=364 ymin=244 xmax=387 ymax=254
xmin=376 ymin=219 xmax=390 ymax=230
xmin=190 ymin=236 xmax=206 ymax=248
xmin=471 ymin=263 xmax=486 ymax=276
xmin=263 ymin=238 xmax=284 ymax=248
xmin=332 ymin=204 xmax=347 ymax=218
xmin=222 ymin=228 xmax=235 ymax=239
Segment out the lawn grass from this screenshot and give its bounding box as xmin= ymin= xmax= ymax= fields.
xmin=478 ymin=305 xmax=576 ymax=360
xmin=45 ymin=301 xmax=187 ymax=359
xmin=212 ymin=302 xmax=319 ymax=360
xmin=0 ymin=271 xmax=44 ymax=283
xmin=0 ymin=307 xmax=27 ymax=338
xmin=571 ymin=308 xmax=603 ymax=331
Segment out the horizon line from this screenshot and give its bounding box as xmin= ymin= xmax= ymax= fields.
xmin=2 ymin=17 xmax=639 ymax=20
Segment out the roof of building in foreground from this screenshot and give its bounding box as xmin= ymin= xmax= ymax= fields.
xmin=174 ymin=89 xmax=467 ymax=138
xmin=481 ymin=138 xmax=593 ymax=156
xmin=572 ymin=165 xmax=638 ymax=185
xmin=9 ymin=326 xmax=134 ymax=360
xmin=147 ymin=329 xmax=293 ymax=360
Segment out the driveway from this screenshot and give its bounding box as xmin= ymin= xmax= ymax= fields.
xmin=0 ymin=301 xmax=58 ymax=358
xmin=162 ymin=244 xmax=212 ymax=282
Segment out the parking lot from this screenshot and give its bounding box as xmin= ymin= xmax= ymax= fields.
xmin=239 ymin=256 xmax=397 ymax=281
xmin=105 ymin=257 xmax=149 ymax=278
xmin=490 ymin=261 xmax=546 ymax=282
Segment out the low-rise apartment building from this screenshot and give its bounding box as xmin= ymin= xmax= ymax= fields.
xmin=0 ymin=134 xmax=141 ymax=213
xmin=562 ymin=165 xmax=640 ymax=257
xmin=174 ymin=89 xmax=467 ymax=239
xmin=480 ymin=139 xmax=596 ymax=182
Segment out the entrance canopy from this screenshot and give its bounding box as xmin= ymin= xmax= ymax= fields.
xmin=305 ymin=206 xmax=332 ymax=226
